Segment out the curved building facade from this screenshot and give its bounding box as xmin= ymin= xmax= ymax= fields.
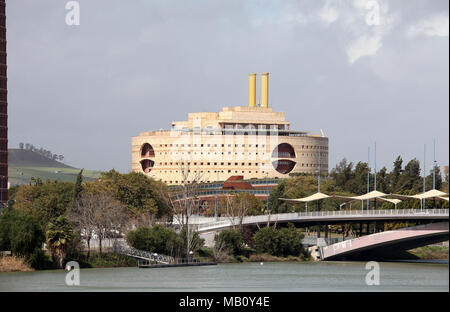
xmin=132 ymin=73 xmax=328 ymax=184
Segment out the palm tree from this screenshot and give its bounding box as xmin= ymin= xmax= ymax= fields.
xmin=46 ymin=216 xmax=73 ymax=269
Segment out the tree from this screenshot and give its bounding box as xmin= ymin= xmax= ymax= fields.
xmin=74 ymin=169 xmax=83 ymax=201
xmin=214 ymin=229 xmax=244 ymax=256
xmin=278 ymin=223 xmax=305 ymax=257
xmin=346 ymin=162 xmax=369 ymax=194
xmin=96 ymin=169 xmax=170 ymax=226
xmin=443 ymin=166 xmax=449 ymax=194
xmin=254 ymin=226 xmax=279 ymax=256
xmin=398 ymin=158 xmax=422 ymax=192
xmin=126 ymin=225 xmax=181 ymax=257
xmin=330 ymin=158 xmax=354 ymax=190
xmin=46 ymin=216 xmax=74 ymax=269
xmin=253 ymin=224 xmax=306 ymax=257
xmin=426 ymin=165 xmax=443 ymax=191
xmin=222 ymin=193 xmax=261 ymax=229
xmin=0 ymin=207 xmax=44 ymax=258
xmin=14 ymin=180 xmax=76 ymax=228
xmin=90 ymin=193 xmax=127 ymax=255
xmin=376 ymin=167 xmax=388 ymax=193
xmin=165 ymin=163 xmax=205 ymax=258
xmin=178 ymin=228 xmax=204 ymax=258
xmin=68 ymin=192 xmax=97 ymax=259
xmin=268 ymin=180 xmax=289 ymax=213
xmin=19 ymin=142 xmax=24 ymax=149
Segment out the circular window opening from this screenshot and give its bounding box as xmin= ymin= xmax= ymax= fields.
xmin=272 ymin=143 xmax=295 ymax=158
xmin=141 ymin=159 xmax=154 ymax=173
xmin=272 ymin=160 xmax=296 ymax=174
xmin=141 ymin=143 xmax=155 ymax=158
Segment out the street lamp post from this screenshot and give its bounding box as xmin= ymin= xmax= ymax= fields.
xmin=266 ymin=172 xmax=269 ymax=215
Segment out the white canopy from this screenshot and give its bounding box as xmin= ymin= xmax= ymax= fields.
xmin=280 ymin=190 xmax=402 ymax=208
xmin=381 ymin=198 xmax=402 ymax=205
xmin=390 ymin=189 xmax=449 ymax=200
xmin=280 ymin=192 xmax=330 ymax=203
xmin=439 ymin=196 xmax=449 ymax=202
xmin=410 ymin=189 xmax=449 ymax=200
xmin=351 ymin=190 xmax=388 ymax=201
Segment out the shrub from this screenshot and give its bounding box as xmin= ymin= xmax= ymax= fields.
xmin=254 ymin=224 xmax=306 ymax=257
xmin=278 ymin=224 xmax=305 ymax=257
xmin=178 ymin=228 xmax=205 ymax=257
xmin=0 ymin=255 xmax=33 ymax=272
xmin=254 ymin=226 xmax=279 ymax=255
xmin=214 ymin=229 xmax=244 ymax=255
xmin=126 ymin=225 xmax=180 ymax=256
xmin=0 ymin=208 xmax=45 ymax=260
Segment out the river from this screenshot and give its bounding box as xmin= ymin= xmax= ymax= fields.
xmin=0 ymin=261 xmax=448 ymax=292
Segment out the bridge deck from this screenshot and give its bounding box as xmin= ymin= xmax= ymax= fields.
xmin=188 ymin=209 xmax=449 ymax=233
xmin=320 ymin=221 xmax=449 ymax=260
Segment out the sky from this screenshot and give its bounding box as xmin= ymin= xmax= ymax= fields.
xmin=6 ymin=0 xmax=449 ymax=174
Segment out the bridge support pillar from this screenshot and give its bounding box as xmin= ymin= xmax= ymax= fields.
xmin=359 ymin=223 xmax=363 ymax=237
xmin=374 ymin=221 xmax=377 ymax=233
xmin=317 ymin=223 xmax=321 ymax=238
xmin=325 ymin=224 xmax=328 ymax=239
xmin=366 ymin=222 xmax=370 ymax=235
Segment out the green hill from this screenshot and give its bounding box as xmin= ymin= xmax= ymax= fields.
xmin=8 ymin=149 xmax=102 ymax=186
xmin=8 ymin=149 xmax=75 ymax=168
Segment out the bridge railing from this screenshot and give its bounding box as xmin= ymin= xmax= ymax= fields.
xmin=113 ymin=240 xmax=175 ymax=264
xmin=195 ymin=209 xmax=449 ymax=231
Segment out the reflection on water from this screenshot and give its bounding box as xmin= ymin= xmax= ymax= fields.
xmin=0 ymin=261 xmax=448 ymax=292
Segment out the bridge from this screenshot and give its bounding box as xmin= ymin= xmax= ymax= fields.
xmin=186 ymin=209 xmax=449 ymax=233
xmin=319 ymin=221 xmax=449 ymax=261
xmin=113 ymin=240 xmax=175 ymax=264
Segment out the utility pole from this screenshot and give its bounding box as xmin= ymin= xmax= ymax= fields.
xmin=367 ymin=147 xmax=370 ymax=210
xmin=216 ymin=171 xmax=219 ymax=220
xmin=373 ymin=142 xmax=377 ymax=233
xmin=433 ymin=139 xmax=437 ymax=208
xmin=423 ymin=144 xmax=426 ymax=210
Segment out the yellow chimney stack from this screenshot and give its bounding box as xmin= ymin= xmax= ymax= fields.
xmin=249 ymin=73 xmax=256 ymax=107
xmin=261 ymin=72 xmax=269 ymax=108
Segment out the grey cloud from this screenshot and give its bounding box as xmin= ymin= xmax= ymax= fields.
xmin=6 ymin=0 xmax=449 ymax=173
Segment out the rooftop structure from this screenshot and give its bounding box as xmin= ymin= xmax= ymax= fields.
xmin=132 ymin=73 xmax=329 ymax=184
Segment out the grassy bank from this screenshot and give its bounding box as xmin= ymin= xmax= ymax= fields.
xmin=197 ymin=247 xmax=310 ymax=263
xmin=68 ymin=252 xmax=138 ymax=269
xmin=0 ymin=256 xmax=34 ymax=272
xmin=407 ymin=246 xmax=449 ymax=260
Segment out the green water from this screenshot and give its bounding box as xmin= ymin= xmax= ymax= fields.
xmin=0 ymin=261 xmax=448 ymax=292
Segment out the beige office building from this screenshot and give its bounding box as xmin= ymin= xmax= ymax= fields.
xmin=132 ymin=73 xmax=329 ymax=184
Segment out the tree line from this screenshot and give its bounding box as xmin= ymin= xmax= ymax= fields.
xmin=270 ymin=156 xmax=448 ymax=213
xmin=3 ymin=169 xmax=171 ymax=269
xmin=2 ymin=155 xmax=448 ymax=269
xmin=18 ymin=142 xmax=64 ymax=162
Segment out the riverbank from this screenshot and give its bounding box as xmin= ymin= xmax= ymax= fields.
xmin=407 ymin=246 xmax=449 ymax=260
xmin=1 ymin=245 xmax=447 ymax=273
xmin=0 ymin=256 xmax=34 ymax=273
xmin=68 ymin=252 xmax=138 ymax=269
